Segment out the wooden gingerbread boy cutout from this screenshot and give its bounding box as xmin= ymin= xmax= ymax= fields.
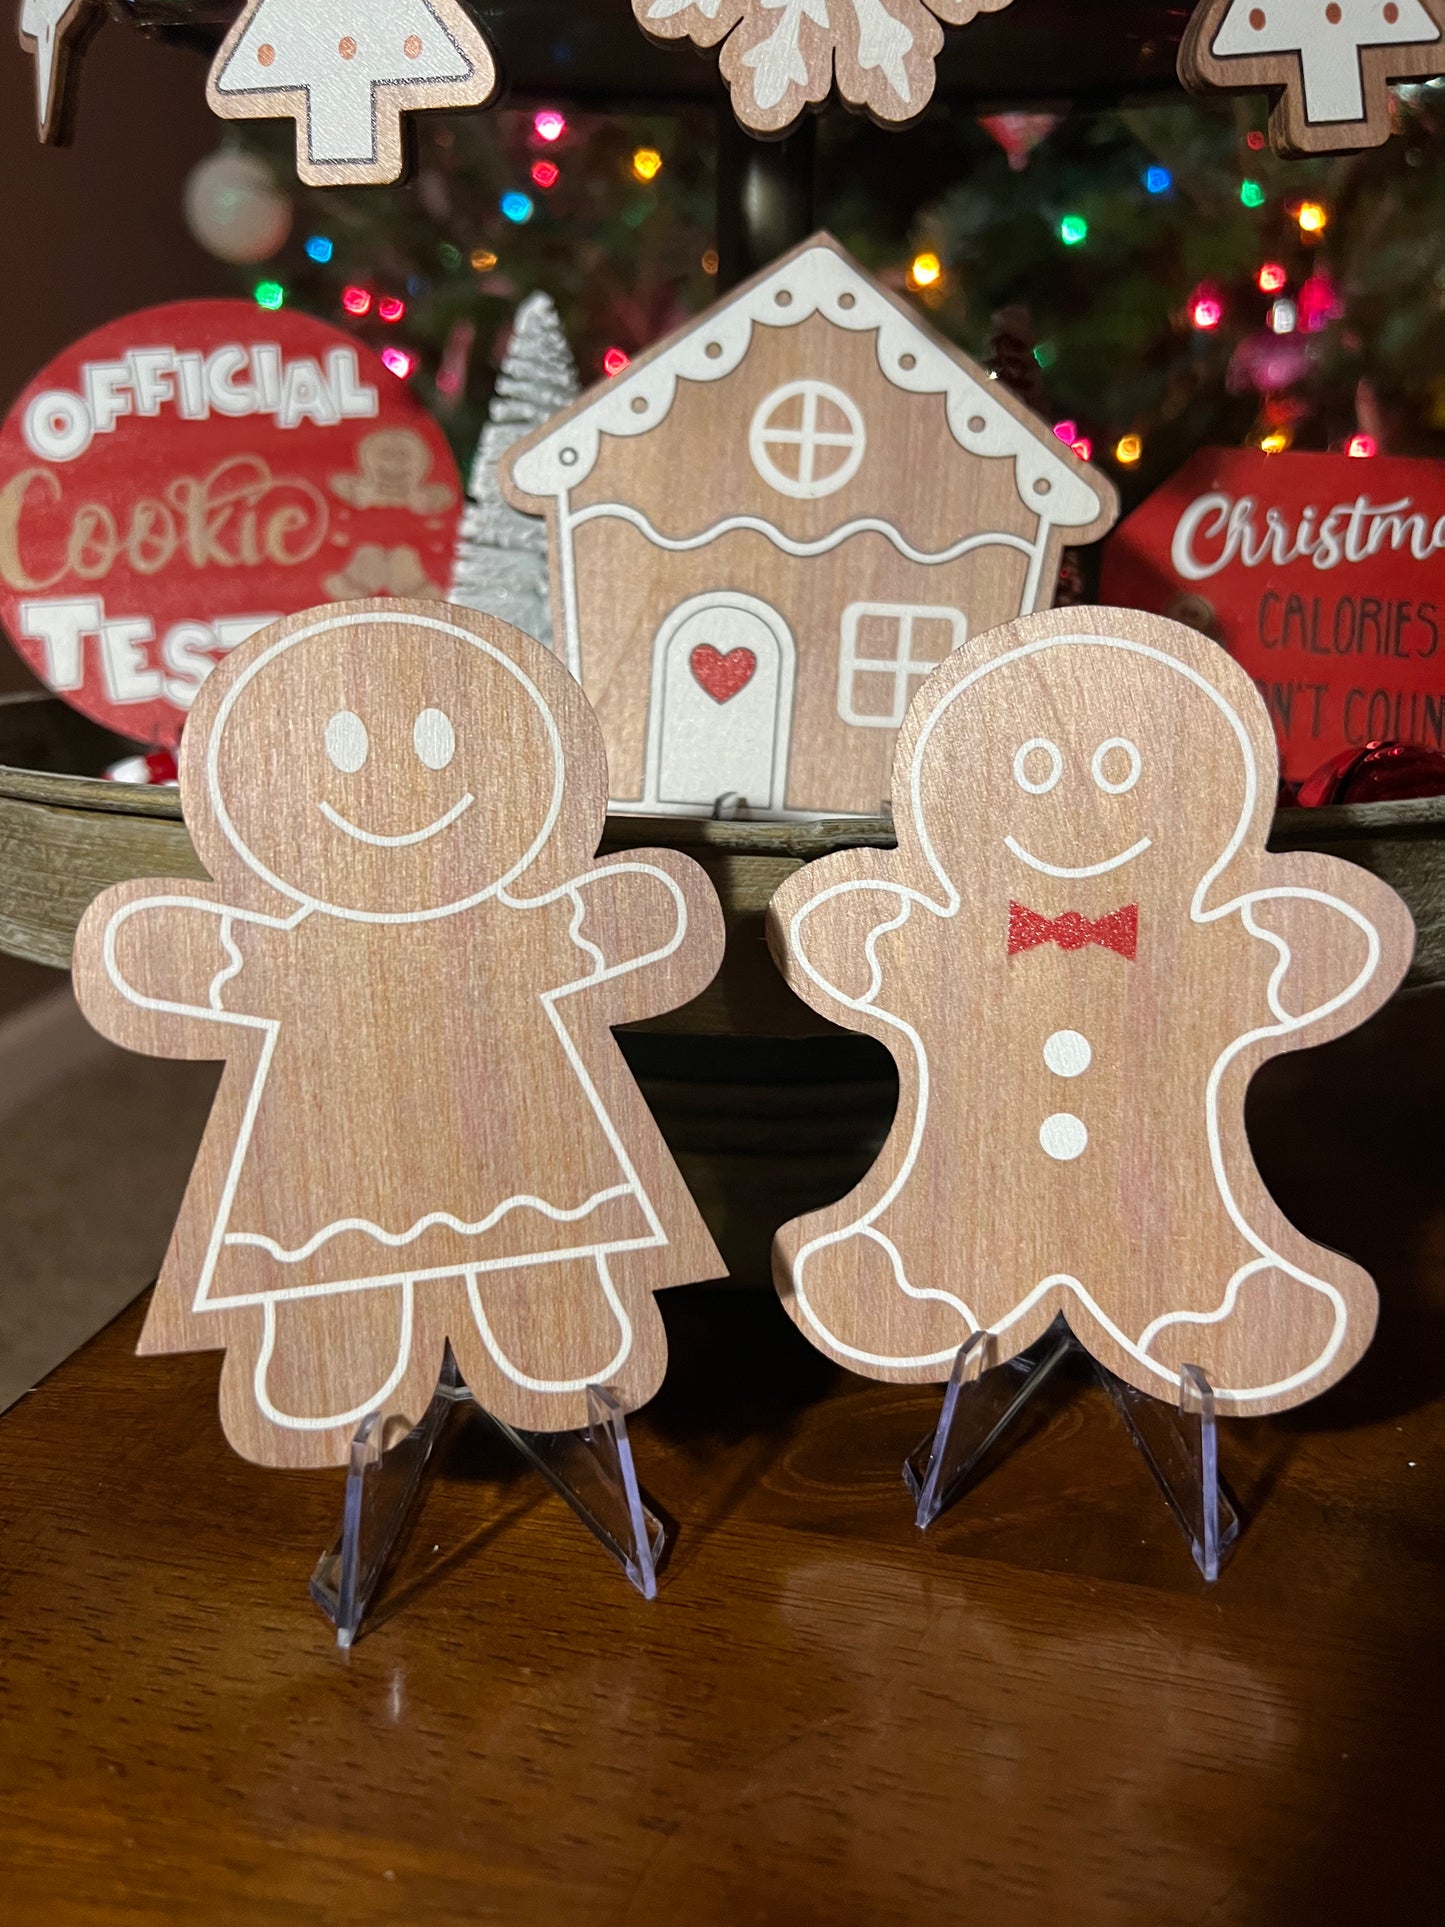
xmin=1180 ymin=0 xmax=1445 ymax=156
xmin=767 ymin=606 xmax=1414 ymax=1417
xmin=72 ymin=600 xmax=726 ymax=1467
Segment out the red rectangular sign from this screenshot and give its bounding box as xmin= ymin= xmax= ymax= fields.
xmin=1101 ymin=449 xmax=1445 ymax=781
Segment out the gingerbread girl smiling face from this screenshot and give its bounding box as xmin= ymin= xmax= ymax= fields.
xmin=198 ymin=606 xmax=573 ymax=919
xmin=73 ymin=599 xmax=726 ymax=1468
xmin=768 ymin=606 xmax=1415 ymax=1417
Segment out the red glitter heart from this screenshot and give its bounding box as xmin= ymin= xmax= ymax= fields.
xmin=689 ymin=644 xmax=757 ymax=704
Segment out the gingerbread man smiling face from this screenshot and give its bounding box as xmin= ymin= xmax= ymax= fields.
xmin=768 ymin=605 xmax=1414 ymax=1417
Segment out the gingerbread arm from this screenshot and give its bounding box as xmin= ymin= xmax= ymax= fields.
xmin=1233 ymin=854 xmax=1415 ymax=1048
xmin=72 ymin=879 xmax=285 ymax=1061
xmin=509 ymin=849 xmax=726 ymax=1026
xmin=767 ymin=853 xmax=926 ymax=1027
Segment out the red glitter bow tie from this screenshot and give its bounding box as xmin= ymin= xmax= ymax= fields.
xmin=1008 ymin=901 xmax=1138 ymax=960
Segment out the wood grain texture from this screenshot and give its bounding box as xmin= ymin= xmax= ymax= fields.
xmin=70 ymin=599 xmax=727 ymax=1465
xmin=767 ymin=605 xmax=1415 ymax=1415
xmin=1179 ymin=0 xmax=1445 ymax=155
xmin=205 ymin=0 xmax=498 ymax=187
xmin=504 ymin=233 xmax=1117 ymax=821
xmin=631 ymin=0 xmax=1018 ymax=135
xmin=2 ymin=1064 xmax=1444 ymax=1927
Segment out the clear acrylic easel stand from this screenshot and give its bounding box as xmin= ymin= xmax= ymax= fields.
xmin=310 ymin=1351 xmax=665 ymax=1646
xmin=904 ymin=1316 xmax=1241 ymax=1580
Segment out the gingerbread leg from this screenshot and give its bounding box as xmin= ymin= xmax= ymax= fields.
xmin=777 ymin=1224 xmax=976 ymax=1379
xmin=448 ymin=1255 xmax=667 ymax=1433
xmin=215 ymin=1283 xmax=446 ymax=1468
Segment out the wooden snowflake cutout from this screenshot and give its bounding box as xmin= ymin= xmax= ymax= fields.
xmin=633 ymin=0 xmax=1015 ymax=135
xmin=207 ymin=0 xmax=498 ymax=188
xmin=1180 ymin=0 xmax=1445 ymax=155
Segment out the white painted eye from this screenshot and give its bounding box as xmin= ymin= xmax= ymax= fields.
xmin=413 ymin=706 xmax=455 ymax=771
xmin=324 ymin=709 xmax=368 ymax=773
xmin=1092 ymin=737 xmax=1142 ymax=794
xmin=1013 ymin=737 xmax=1063 ymax=794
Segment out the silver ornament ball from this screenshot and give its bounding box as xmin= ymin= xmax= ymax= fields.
xmin=184 ymin=148 xmax=293 ymax=265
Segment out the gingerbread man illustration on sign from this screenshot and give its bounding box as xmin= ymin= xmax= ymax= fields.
xmin=72 ymin=599 xmax=725 ymax=1467
xmin=768 ymin=606 xmax=1414 ymax=1416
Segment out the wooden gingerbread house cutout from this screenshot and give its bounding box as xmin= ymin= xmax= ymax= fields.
xmin=503 ymin=233 xmax=1119 ymax=820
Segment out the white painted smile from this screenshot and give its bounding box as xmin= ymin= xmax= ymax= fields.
xmin=1004 ymin=833 xmax=1152 ymax=880
xmin=318 ymin=793 xmax=475 ymax=847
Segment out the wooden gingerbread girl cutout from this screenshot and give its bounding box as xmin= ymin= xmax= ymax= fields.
xmin=767 ymin=605 xmax=1414 ymax=1417
xmin=72 ymin=599 xmax=726 ymax=1467
xmin=1180 ymin=0 xmax=1445 ymax=156
xmin=633 ymin=1 xmax=1015 ymax=136
xmin=207 ymin=0 xmax=498 ymax=188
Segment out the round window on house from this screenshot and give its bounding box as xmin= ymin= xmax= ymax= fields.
xmin=748 ymin=380 xmax=866 ymax=500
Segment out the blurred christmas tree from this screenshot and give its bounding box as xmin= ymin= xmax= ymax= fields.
xmin=195 ymin=83 xmax=1445 ymax=506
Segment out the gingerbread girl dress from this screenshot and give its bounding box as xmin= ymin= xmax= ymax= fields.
xmin=768 ymin=607 xmax=1414 ymax=1418
xmin=74 ymin=601 xmax=725 ymax=1466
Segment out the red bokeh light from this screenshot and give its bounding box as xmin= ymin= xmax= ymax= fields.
xmin=602 ymin=347 xmax=631 ymax=377
xmin=531 ymin=160 xmax=560 ymax=189
xmin=377 ymin=295 xmax=406 ymax=323
xmin=1346 ymin=433 xmax=1378 ymax=458
xmin=533 ymin=109 xmax=567 ymax=142
xmin=341 ymin=286 xmax=372 ymax=317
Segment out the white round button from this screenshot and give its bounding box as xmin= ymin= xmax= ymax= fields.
xmin=1040 ymin=1113 xmax=1088 ymax=1161
xmin=1043 ymin=1029 xmax=1092 ymax=1078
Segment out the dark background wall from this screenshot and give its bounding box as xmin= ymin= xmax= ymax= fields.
xmin=0 ymin=19 xmax=232 ymax=694
xmin=0 ymin=21 xmax=229 ymax=1007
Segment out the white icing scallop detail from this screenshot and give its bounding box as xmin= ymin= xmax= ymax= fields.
xmin=1039 ymin=1112 xmax=1088 ymax=1161
xmin=1043 ymin=1030 xmax=1092 ymax=1077
xmin=508 ymin=244 xmax=1110 ymax=529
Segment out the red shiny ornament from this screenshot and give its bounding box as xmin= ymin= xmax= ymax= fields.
xmin=1297 ymin=741 xmax=1445 ymax=807
xmin=978 ymin=111 xmax=1062 ymax=171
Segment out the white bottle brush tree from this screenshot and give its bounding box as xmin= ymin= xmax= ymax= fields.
xmin=449 ymin=294 xmax=579 ymax=648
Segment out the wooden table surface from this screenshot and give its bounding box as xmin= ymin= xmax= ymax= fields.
xmin=1 ymin=991 xmax=1442 ymax=1927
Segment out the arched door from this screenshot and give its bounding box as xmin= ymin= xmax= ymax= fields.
xmin=643 ymin=593 xmax=795 ymax=814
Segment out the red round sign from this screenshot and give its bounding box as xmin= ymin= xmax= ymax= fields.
xmin=0 ymin=300 xmax=462 ymax=748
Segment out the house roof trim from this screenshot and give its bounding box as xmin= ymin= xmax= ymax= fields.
xmin=508 ymin=238 xmax=1113 ymax=534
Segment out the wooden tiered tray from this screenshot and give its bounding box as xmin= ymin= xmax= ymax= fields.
xmin=1 ymin=690 xmax=1440 ymax=999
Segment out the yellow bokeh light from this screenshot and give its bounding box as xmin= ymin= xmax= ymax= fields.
xmin=1114 ymin=434 xmax=1143 ymax=466
xmin=1260 ymin=429 xmax=1291 ymax=455
xmin=701 ymin=248 xmax=719 ymax=275
xmin=470 ymin=248 xmax=498 ymax=272
xmin=632 ymin=147 xmax=664 ymax=183
xmin=909 ymin=250 xmax=943 ymax=289
xmin=1296 ymin=201 xmax=1328 ymax=235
